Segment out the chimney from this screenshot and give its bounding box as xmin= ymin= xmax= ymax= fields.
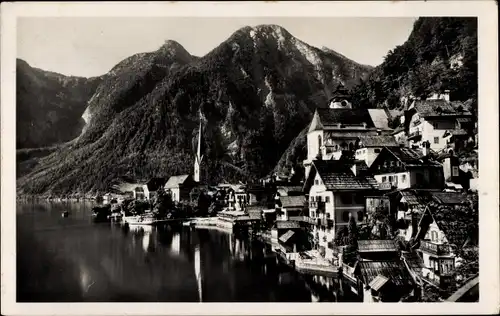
xmin=422 ymin=141 xmax=430 ymax=156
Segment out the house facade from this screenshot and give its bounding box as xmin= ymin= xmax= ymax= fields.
xmin=164 ymin=174 xmax=196 ymax=203
xmin=276 ymin=195 xmax=306 ymax=221
xmin=369 ymin=147 xmax=445 ymax=191
xmin=142 ymin=177 xmax=167 ymax=200
xmin=405 ymin=96 xmax=474 ymax=152
xmin=303 ymin=160 xmax=379 ymax=260
xmin=355 ymin=135 xmax=399 ymax=167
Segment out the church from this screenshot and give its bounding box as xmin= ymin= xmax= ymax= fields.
xmin=303 ymin=83 xmax=395 ymax=176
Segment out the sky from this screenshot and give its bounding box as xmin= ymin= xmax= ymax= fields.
xmin=17 ymin=17 xmax=417 ymax=78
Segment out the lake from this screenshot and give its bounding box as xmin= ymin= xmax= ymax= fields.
xmin=16 ymin=202 xmax=344 ymax=302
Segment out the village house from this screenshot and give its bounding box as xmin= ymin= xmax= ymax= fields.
xmin=142 ymin=177 xmax=167 ymax=201
xmin=133 ymin=186 xmax=146 ymax=200
xmin=303 ymin=83 xmax=394 ymax=176
xmin=276 ymin=195 xmax=307 ymax=221
xmin=413 ymin=202 xmax=478 ymax=290
xmin=356 ymin=260 xmax=415 ymax=302
xmin=164 ymin=174 xmax=197 ymax=203
xmin=303 ymin=159 xmax=379 ymax=260
xmin=405 ymin=93 xmax=474 ymax=152
xmin=355 ymin=135 xmax=400 ymax=167
xmin=368 ymin=146 xmax=445 ymax=191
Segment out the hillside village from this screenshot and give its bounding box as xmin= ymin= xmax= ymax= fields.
xmin=81 ymin=83 xmax=479 ymax=303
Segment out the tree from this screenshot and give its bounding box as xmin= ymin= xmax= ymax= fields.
xmin=343 ymin=214 xmax=359 ymax=266
xmin=153 ymin=189 xmax=174 ymax=218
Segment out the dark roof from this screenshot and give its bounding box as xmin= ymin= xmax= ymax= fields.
xmin=312 ymin=160 xmax=378 ymax=191
xmin=275 ymin=221 xmax=301 ymax=230
xmin=279 ymin=195 xmax=306 ymax=208
xmin=385 ymin=147 xmax=442 ymax=167
xmin=401 ymin=251 xmax=424 ymax=275
xmin=430 ymin=192 xmax=468 ymax=205
xmin=358 ymin=135 xmax=399 ymax=148
xmin=358 ymin=240 xmax=398 ymax=253
xmin=412 ymin=99 xmax=472 ymax=117
xmin=316 ymin=108 xmax=375 ymax=127
xmin=399 ymin=190 xmax=434 ymax=208
xmin=425 ymin=203 xmax=478 ymax=248
xmin=146 ymin=177 xmax=166 ymax=191
xmin=358 ymin=261 xmax=414 ymax=288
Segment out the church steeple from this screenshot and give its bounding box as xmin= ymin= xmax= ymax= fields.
xmin=194 ymin=111 xmax=204 ymax=183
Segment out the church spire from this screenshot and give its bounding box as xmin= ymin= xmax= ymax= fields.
xmin=194 ymin=110 xmax=204 ymax=183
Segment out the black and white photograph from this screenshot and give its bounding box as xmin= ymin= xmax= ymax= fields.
xmin=1 ymin=1 xmax=498 ymax=315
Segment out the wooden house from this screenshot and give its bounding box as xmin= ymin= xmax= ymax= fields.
xmin=356 ymin=260 xmax=415 ymax=302
xmin=142 ymin=177 xmax=167 ymax=201
xmin=276 ymin=195 xmax=306 ymax=221
xmin=357 ymin=240 xmax=400 ymax=262
xmin=413 ymin=203 xmax=478 ymax=289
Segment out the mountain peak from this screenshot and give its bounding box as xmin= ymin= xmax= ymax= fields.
xmin=158 ymin=40 xmax=190 ymax=56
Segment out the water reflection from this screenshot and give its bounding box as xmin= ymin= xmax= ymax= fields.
xmin=17 ymin=202 xmax=341 ymax=302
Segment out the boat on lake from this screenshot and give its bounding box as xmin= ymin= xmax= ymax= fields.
xmin=123 ymin=212 xmax=156 ymax=225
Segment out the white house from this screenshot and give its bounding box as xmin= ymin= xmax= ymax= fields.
xmin=303 ymin=159 xmax=379 ymax=260
xmin=405 ymin=94 xmax=474 ymax=152
xmin=355 ymin=135 xmax=399 ymax=167
xmin=368 ymin=146 xmax=445 ymax=191
xmin=164 ymin=174 xmax=196 ymax=203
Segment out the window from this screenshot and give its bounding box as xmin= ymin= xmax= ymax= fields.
xmin=311 ymin=196 xmax=315 ymax=202
xmin=432 ymin=122 xmax=438 ymax=129
xmin=382 ymin=176 xmax=387 ymax=182
xmin=311 ymin=211 xmax=316 ymax=218
xmin=326 ymin=213 xmax=331 ymax=219
xmin=401 ymin=174 xmax=407 ymax=182
xmin=325 ymin=196 xmax=330 ymax=203
xmin=374 ymin=148 xmax=381 ymax=153
xmin=317 ymin=196 xmax=322 ymax=202
xmin=314 ymin=179 xmax=319 ymax=185
xmin=452 ymin=166 xmax=459 ymax=177
xmin=434 ymin=137 xmax=440 ymax=144
xmin=318 ymin=135 xmax=322 ymax=154
xmin=388 ymin=176 xmax=393 ymax=182
xmin=390 ymin=161 xmax=394 ymax=167
xmin=354 ymin=194 xmax=364 ymax=204
xmin=431 ymin=231 xmax=438 ymax=242
xmin=357 ymin=211 xmax=364 ymax=222
xmin=342 ymin=211 xmax=350 ymax=222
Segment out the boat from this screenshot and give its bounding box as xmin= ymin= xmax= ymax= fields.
xmin=182 ymin=221 xmax=192 ymax=227
xmin=108 ymin=211 xmax=123 ymax=222
xmin=123 ymin=213 xmax=156 ymax=225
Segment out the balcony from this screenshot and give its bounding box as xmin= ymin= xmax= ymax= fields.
xmin=419 ymin=240 xmax=451 ymax=256
xmin=378 ymin=182 xmax=393 ymax=190
xmin=408 ymin=130 xmax=422 ymax=141
xmin=310 ymin=201 xmax=326 ymax=213
xmin=289 ymin=216 xmax=316 ymax=225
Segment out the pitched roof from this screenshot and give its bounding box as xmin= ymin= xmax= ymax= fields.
xmin=399 ymin=190 xmax=434 ymax=208
xmin=358 ymin=135 xmax=399 ymax=148
xmin=424 ymin=203 xmax=478 ymax=248
xmin=146 ymin=177 xmax=166 ymax=191
xmin=358 ymin=261 xmax=414 ymax=288
xmin=368 ymin=275 xmax=390 ymax=291
xmin=164 ymin=174 xmax=191 ymax=189
xmin=401 ymin=251 xmax=424 ymax=275
xmin=316 ymin=108 xmax=376 ymax=128
xmin=279 ymin=195 xmax=306 ymax=208
xmin=385 ymin=147 xmax=442 ymax=167
xmin=430 ymin=192 xmax=468 ymax=205
xmin=412 ymin=99 xmax=472 ymax=117
xmin=276 ymin=186 xmax=303 ymax=196
xmin=367 ymin=109 xmax=391 ymax=130
xmin=312 ymin=160 xmax=378 ymax=191
xmin=358 ymin=240 xmax=398 ymax=253
xmin=275 ymin=220 xmax=301 ymax=230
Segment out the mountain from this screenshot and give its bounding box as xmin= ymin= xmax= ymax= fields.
xmin=274 ymin=17 xmax=478 ymax=177
xmin=16 ymin=59 xmax=103 ymax=148
xmin=17 ymin=25 xmax=372 ymax=195
xmin=350 ymin=17 xmax=477 ymax=112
